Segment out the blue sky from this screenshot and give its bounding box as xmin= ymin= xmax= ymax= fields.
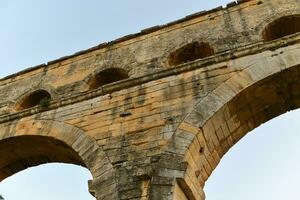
xmin=205 ymin=110 xmax=300 ymax=200
xmin=0 ymin=1 xmax=299 ymax=200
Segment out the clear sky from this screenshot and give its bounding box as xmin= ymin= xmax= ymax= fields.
xmin=0 ymin=1 xmax=299 ymax=200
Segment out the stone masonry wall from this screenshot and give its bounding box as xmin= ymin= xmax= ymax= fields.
xmin=0 ymin=0 xmax=298 ymax=114
xmin=0 ymin=0 xmax=299 ymax=199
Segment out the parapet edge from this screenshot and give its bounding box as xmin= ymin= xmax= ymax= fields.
xmin=0 ymin=0 xmax=256 ymax=82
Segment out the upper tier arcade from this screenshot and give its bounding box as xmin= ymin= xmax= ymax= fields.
xmin=0 ymin=0 xmax=299 ymax=116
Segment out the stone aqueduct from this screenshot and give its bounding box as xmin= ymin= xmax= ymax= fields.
xmin=0 ymin=0 xmax=299 ymax=199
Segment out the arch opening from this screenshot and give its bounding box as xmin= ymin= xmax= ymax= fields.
xmin=89 ymin=68 xmax=129 ymax=89
xmin=0 ymin=163 xmax=95 ymax=200
xmin=168 ymin=42 xmax=215 ymax=66
xmin=181 ymin=63 xmax=300 ymax=197
xmin=0 ymin=121 xmax=104 ymax=199
xmin=262 ymin=15 xmax=300 ymax=41
xmin=0 ymin=135 xmax=85 ymax=181
xmin=16 ymin=90 xmax=51 ymax=111
xmin=204 ymin=109 xmax=300 ymax=200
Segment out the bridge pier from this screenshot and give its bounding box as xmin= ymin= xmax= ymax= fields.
xmin=89 ymin=154 xmax=203 ymax=200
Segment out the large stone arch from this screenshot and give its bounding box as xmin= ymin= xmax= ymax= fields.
xmin=0 ymin=119 xmax=115 ymax=199
xmin=166 ymin=39 xmax=300 ymax=199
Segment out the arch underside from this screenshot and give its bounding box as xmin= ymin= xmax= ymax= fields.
xmin=0 ymin=135 xmax=85 ymax=181
xmin=209 ymin=64 xmax=300 ymax=161
xmin=191 ymin=65 xmax=300 ymax=199
xmin=88 ymin=68 xmax=129 ymax=89
xmin=177 ymin=40 xmax=300 ymax=199
xmin=0 ymin=119 xmax=107 ymax=183
xmin=15 ymin=90 xmax=52 ymax=111
xmin=262 ymin=15 xmax=300 ymax=41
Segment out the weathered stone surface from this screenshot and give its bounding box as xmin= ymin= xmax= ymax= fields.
xmin=0 ymin=0 xmax=299 ymax=199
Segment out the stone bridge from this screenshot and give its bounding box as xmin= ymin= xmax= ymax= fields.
xmin=0 ymin=0 xmax=299 ymax=199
